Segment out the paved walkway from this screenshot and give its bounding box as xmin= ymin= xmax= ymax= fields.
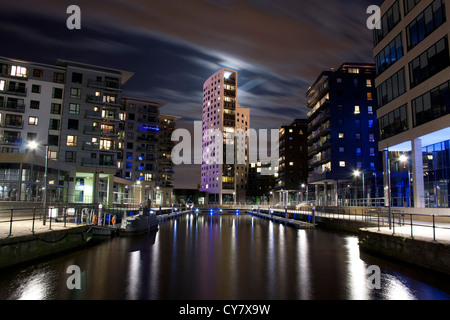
xmin=0 ymin=218 xmax=83 ymax=239
xmin=262 ymin=208 xmax=450 ymax=244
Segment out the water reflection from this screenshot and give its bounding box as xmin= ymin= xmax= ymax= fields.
xmin=0 ymin=214 xmax=450 ymax=300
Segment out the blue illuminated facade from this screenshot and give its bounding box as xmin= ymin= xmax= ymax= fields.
xmin=307 ymin=62 xmax=382 ymax=206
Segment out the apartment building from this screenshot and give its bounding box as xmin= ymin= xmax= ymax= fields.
xmin=274 ymin=119 xmax=309 ymax=206
xmin=307 ymin=62 xmax=382 ymax=206
xmin=157 ymin=113 xmax=180 ymax=206
xmin=55 ymin=60 xmax=133 ymax=206
xmin=0 ymin=57 xmax=73 ymax=202
xmin=201 ymin=68 xmax=250 ymax=204
xmin=374 ymin=0 xmax=450 ymax=210
xmin=247 ymin=160 xmax=276 ymax=205
xmin=0 ymin=56 xmax=180 ymax=207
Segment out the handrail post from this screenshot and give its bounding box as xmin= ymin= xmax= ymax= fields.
xmin=392 ymin=212 xmax=395 ymax=235
xmin=63 ymin=206 xmax=67 ymax=227
xmin=32 ymin=207 xmax=36 ymax=234
xmin=432 ymin=215 xmax=436 ymax=242
xmin=410 ymin=214 xmax=413 ymax=239
xmin=9 ymin=208 xmax=14 ymax=237
xmin=377 ymin=209 xmax=380 ymax=231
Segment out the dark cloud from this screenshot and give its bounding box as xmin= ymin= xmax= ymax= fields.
xmin=0 ymin=0 xmax=382 ymax=188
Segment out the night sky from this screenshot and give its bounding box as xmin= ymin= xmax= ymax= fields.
xmin=0 ymin=0 xmax=382 ymax=189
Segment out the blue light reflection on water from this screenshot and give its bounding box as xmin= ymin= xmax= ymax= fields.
xmin=0 ymin=214 xmax=450 ymax=300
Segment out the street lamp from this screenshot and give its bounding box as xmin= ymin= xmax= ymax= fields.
xmin=353 ymin=170 xmax=365 ymax=206
xmin=28 ymin=141 xmax=49 ymax=226
xmin=372 ymin=172 xmax=379 ymax=207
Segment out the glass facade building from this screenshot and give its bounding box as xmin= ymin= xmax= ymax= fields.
xmin=374 ymin=0 xmax=450 ymax=211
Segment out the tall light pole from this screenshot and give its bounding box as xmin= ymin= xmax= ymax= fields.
xmin=28 ymin=141 xmax=49 ymax=226
xmin=372 ymin=172 xmax=378 ymax=207
xmin=353 ymin=170 xmax=365 ymax=207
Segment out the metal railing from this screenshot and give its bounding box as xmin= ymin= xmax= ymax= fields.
xmin=0 ymin=204 xmax=115 ymax=238
xmin=251 ymin=205 xmax=450 ymax=242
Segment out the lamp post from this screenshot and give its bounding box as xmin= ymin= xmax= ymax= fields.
xmin=353 ymin=170 xmax=365 ymax=207
xmin=28 ymin=141 xmax=49 ymax=226
xmin=372 ymin=172 xmax=378 ymax=207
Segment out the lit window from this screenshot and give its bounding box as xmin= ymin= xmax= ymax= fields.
xmin=28 ymin=116 xmax=38 ymax=126
xmin=366 ymin=79 xmax=372 ymax=87
xmin=289 ymin=162 xmax=294 ymax=166
xmin=69 ymin=103 xmax=80 ymax=114
xmin=10 ymin=66 xmax=27 ymax=78
xmin=354 ymin=106 xmax=360 ymax=114
xmin=369 ymin=134 xmax=375 ymax=142
xmin=95 ymin=91 xmax=101 ymax=97
xmin=368 ymin=106 xmax=373 ymax=114
xmin=339 ymin=161 xmax=346 ymax=167
xmin=66 ymin=135 xmax=77 ymax=146
xmin=339 ymin=133 xmax=345 ymax=139
xmin=100 ymin=139 xmax=113 ymax=150
xmin=70 ymin=88 xmax=81 ymax=99
xmin=348 ymin=68 xmax=359 ymax=74
xmin=367 ymin=92 xmax=373 ymax=101
xmin=339 ymin=147 xmax=345 ymax=152
xmin=0 ymin=80 xmax=5 ymax=91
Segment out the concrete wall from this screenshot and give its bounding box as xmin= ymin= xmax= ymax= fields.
xmin=359 ymin=229 xmax=450 ymax=275
xmin=0 ymin=226 xmax=90 ymax=269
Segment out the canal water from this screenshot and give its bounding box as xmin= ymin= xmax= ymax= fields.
xmin=1 ymin=213 xmax=450 ymax=300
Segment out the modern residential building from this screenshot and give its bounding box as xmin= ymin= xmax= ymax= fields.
xmin=120 ymin=97 xmax=164 ymax=206
xmin=274 ymin=119 xmax=309 ymax=206
xmin=201 ymin=68 xmax=250 ymax=204
xmin=55 ymin=60 xmax=134 ymax=206
xmin=307 ymin=62 xmax=382 ymax=206
xmin=157 ymin=113 xmax=180 ymax=206
xmin=0 ymin=56 xmax=74 ymax=203
xmin=0 ymin=56 xmax=180 ymax=208
xmin=247 ymin=160 xmax=277 ymax=205
xmin=374 ymin=0 xmax=450 ymax=211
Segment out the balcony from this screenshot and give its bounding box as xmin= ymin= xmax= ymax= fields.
xmin=224 ymin=89 xmax=236 ymax=97
xmin=137 ymin=136 xmax=158 ymax=143
xmin=0 ymin=137 xmax=22 ymax=145
xmin=83 ymin=142 xmax=115 ymax=152
xmin=87 ymin=79 xmax=121 ymax=91
xmin=83 ymin=126 xmax=119 ymax=137
xmin=0 ymin=120 xmax=23 ymax=129
xmin=86 ymin=95 xmax=122 ymax=107
xmin=4 ymin=87 xmax=27 ymax=97
xmin=137 ymin=107 xmax=158 ymax=115
xmin=81 ymin=158 xmax=116 ymax=169
xmin=85 ymin=110 xmax=121 ymax=122
xmin=0 ymin=101 xmax=25 ymax=113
